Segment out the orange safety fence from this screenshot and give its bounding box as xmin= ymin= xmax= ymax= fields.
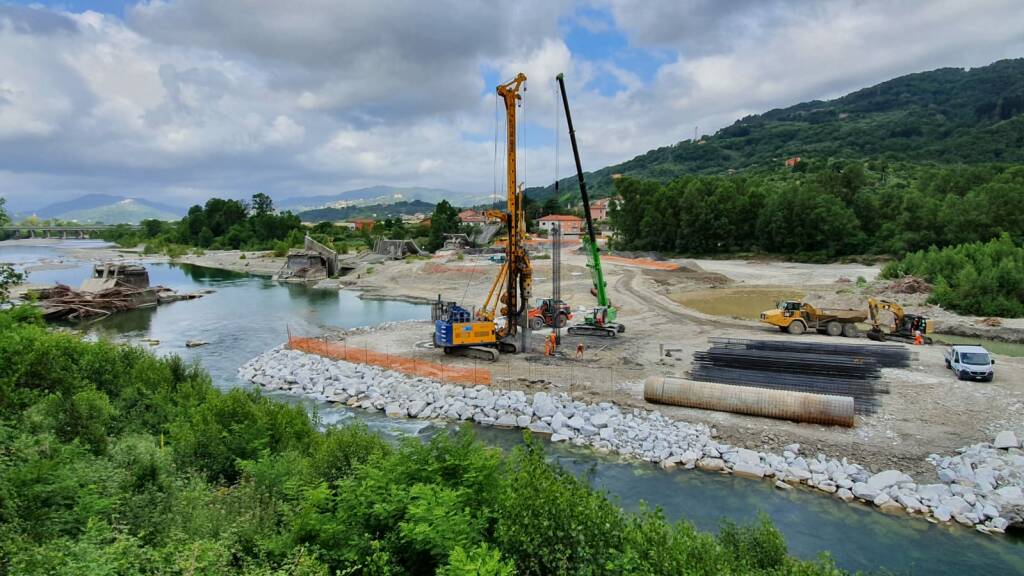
xmin=420 ymin=262 xmax=488 ymax=276
xmin=288 ymin=335 xmax=493 ymax=386
xmin=601 ymin=255 xmax=681 ymax=270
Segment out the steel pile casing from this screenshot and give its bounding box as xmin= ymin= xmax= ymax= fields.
xmin=644 ymin=376 xmax=856 ymax=428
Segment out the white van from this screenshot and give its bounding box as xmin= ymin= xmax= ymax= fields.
xmin=944 ymin=345 xmax=995 ymax=382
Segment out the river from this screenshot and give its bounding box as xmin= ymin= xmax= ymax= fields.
xmin=4 ymin=240 xmax=1023 ymax=575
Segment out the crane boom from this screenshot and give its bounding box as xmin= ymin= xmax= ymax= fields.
xmin=555 ymin=73 xmax=608 ymax=308
xmin=557 ymin=73 xmax=622 ymax=338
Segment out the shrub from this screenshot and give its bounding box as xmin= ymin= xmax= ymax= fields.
xmin=882 ymin=233 xmax=1024 ymax=316
xmin=0 ymin=307 xmax=844 ymax=576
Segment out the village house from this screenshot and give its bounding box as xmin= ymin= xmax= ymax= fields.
xmin=458 ymin=209 xmax=487 ymax=224
xmin=535 ymin=214 xmax=584 ymax=235
xmin=589 ymin=197 xmax=617 ymax=221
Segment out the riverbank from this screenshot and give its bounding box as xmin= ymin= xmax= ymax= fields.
xmin=241 ymin=343 xmax=1024 ymax=534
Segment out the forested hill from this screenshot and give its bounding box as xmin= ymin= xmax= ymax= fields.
xmin=529 ymin=58 xmax=1024 ymax=201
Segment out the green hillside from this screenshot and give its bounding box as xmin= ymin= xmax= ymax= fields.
xmin=529 ymin=58 xmax=1024 ymax=202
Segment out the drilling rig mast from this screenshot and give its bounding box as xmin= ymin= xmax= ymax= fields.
xmin=432 ymin=73 xmax=532 ymax=358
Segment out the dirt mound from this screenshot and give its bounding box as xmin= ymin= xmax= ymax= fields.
xmin=977 ymin=317 xmax=1003 ymax=327
xmin=889 ymin=276 xmax=932 ymax=294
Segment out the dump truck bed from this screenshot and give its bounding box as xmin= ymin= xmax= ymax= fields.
xmin=819 ymin=308 xmax=868 ymax=322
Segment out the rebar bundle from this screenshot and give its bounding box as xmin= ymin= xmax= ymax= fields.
xmin=695 ymin=347 xmax=882 ymax=379
xmin=687 ymin=338 xmax=902 ymax=415
xmin=689 ymin=365 xmax=883 ymax=414
xmin=707 ymin=337 xmax=914 ymax=368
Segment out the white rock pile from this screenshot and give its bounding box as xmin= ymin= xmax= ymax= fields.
xmin=239 ymin=346 xmax=1023 ymax=533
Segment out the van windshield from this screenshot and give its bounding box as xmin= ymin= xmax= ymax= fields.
xmin=961 ymin=352 xmax=990 ymax=366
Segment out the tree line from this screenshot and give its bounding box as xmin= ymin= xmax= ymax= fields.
xmin=883 ymin=234 xmax=1024 ymax=317
xmin=0 ymin=307 xmax=844 ymax=575
xmin=610 ymin=162 xmax=1024 ymax=261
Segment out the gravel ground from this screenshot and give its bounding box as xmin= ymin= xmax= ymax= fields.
xmin=335 ymin=251 xmax=1024 ymax=479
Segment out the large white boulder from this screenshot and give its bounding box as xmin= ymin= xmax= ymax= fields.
xmin=867 ymin=469 xmax=905 ymax=490
xmin=994 ymin=431 xmax=1020 ymax=449
xmin=532 ymin=392 xmax=556 ymax=418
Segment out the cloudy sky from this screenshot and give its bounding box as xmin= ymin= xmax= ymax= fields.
xmin=1 ymin=0 xmax=1022 ymax=211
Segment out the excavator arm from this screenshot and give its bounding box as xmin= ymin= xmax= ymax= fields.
xmin=868 ymin=297 xmax=904 ymax=331
xmin=867 ymin=297 xmax=931 ymax=343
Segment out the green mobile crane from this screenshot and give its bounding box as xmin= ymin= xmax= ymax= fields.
xmin=557 ymin=73 xmax=625 ymax=338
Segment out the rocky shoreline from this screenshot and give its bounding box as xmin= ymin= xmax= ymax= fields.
xmin=239 ymin=345 xmax=1023 ymax=535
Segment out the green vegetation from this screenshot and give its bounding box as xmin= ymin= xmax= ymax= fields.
xmin=101 ymin=193 xmax=305 ymax=253
xmin=426 ymin=200 xmax=464 ymax=251
xmin=528 ymin=59 xmax=1024 ymax=204
xmin=0 ymin=308 xmax=843 ymax=575
xmin=0 ymin=264 xmax=24 ymax=306
xmin=0 ymin=200 xmax=23 ymax=300
xmin=882 ymin=234 xmax=1024 ymax=317
xmin=610 ymin=163 xmax=1024 ymax=261
xmin=102 ymin=194 xmax=438 ymax=256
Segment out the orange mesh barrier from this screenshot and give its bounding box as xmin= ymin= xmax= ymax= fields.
xmin=421 ymin=262 xmax=489 ymax=276
xmin=494 ymin=237 xmax=583 ymax=248
xmin=287 ymin=335 xmax=493 ymax=386
xmin=602 ymin=255 xmax=681 ymax=270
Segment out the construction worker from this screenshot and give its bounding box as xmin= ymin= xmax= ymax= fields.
xmin=546 ymin=332 xmax=556 ymax=356
xmin=576 ymin=342 xmax=585 ymax=360
xmin=913 ymin=330 xmax=924 ymax=346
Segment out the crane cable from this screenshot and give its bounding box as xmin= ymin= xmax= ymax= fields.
xmin=466 ymin=88 xmax=505 ymax=312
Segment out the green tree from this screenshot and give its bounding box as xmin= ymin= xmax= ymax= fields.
xmin=252 ymin=193 xmax=274 ymax=217
xmin=0 ymin=264 xmax=25 ymax=305
xmin=0 ymin=197 xmax=9 ymax=226
xmin=427 ymin=200 xmax=461 ymax=252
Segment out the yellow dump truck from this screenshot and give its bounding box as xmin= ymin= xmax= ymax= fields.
xmin=760 ymin=301 xmax=867 ymax=337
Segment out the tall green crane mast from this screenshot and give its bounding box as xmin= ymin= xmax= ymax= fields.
xmin=557 ymin=73 xmax=624 ymax=338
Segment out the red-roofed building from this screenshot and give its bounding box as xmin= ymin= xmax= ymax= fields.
xmin=536 ymin=214 xmax=584 ymax=235
xmin=458 ymin=209 xmax=487 ymax=224
xmin=589 ymin=197 xmax=616 ymax=221
xmin=350 ymin=218 xmax=376 ymax=231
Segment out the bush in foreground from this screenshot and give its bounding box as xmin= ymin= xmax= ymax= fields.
xmin=0 ymin=308 xmax=843 ymax=575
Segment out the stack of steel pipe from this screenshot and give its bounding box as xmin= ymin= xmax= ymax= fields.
xmin=708 ymin=337 xmax=913 ymax=368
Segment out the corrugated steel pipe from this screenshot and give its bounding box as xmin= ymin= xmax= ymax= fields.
xmin=644 ymin=376 xmax=855 ymax=427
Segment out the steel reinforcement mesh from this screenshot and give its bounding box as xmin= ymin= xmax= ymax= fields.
xmin=688 ymin=338 xmax=901 ymax=415
xmin=288 ymin=335 xmax=493 ymax=386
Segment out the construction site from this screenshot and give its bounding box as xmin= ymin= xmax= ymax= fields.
xmin=233 ymin=71 xmax=1024 ymax=534
xmin=254 ymin=73 xmax=1003 ymax=470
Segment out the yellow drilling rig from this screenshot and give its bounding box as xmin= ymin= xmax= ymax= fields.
xmin=432 ymin=73 xmax=532 ymax=361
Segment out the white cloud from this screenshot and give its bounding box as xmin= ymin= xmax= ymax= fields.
xmin=0 ymin=1 xmax=1022 ymax=212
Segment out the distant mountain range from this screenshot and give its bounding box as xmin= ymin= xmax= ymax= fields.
xmin=526 ymin=57 xmax=1024 ymax=201
xmin=278 ymin=185 xmax=488 ymax=212
xmin=16 ymin=194 xmax=183 ymax=224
